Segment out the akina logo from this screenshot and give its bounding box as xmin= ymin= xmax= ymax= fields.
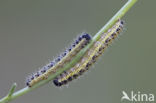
xmin=121 ymin=91 xmax=154 ymax=102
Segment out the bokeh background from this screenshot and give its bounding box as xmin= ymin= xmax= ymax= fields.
xmin=0 ymin=0 xmax=155 ymax=103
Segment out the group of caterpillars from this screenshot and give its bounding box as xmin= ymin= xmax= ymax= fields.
xmin=26 ymin=19 xmax=124 ymax=87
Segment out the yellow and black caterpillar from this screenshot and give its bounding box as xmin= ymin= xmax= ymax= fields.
xmin=26 ymin=33 xmax=92 ymax=87
xmin=53 ymin=19 xmax=124 ymax=87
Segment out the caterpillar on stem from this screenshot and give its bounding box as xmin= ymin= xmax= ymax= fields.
xmin=53 ymin=19 xmax=124 ymax=87
xmin=26 ymin=33 xmax=92 ymax=87
xmin=0 ymin=0 xmax=138 ymax=102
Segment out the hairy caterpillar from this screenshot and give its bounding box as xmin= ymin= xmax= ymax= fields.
xmin=53 ymin=19 xmax=124 ymax=87
xmin=26 ymin=33 xmax=92 ymax=87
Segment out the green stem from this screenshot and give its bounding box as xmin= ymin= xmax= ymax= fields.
xmin=8 ymin=83 xmax=17 ymax=97
xmin=0 ymin=0 xmax=137 ymax=103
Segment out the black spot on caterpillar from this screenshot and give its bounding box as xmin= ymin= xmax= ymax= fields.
xmin=26 ymin=33 xmax=92 ymax=87
xmin=53 ymin=19 xmax=124 ymax=87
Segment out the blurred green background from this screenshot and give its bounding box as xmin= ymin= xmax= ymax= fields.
xmin=0 ymin=0 xmax=155 ymax=103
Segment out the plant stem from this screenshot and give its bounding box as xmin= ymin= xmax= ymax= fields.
xmin=7 ymin=83 xmax=17 ymax=97
xmin=0 ymin=0 xmax=137 ymax=103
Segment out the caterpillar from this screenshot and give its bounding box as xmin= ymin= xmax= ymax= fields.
xmin=26 ymin=33 xmax=92 ymax=87
xmin=53 ymin=19 xmax=124 ymax=87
